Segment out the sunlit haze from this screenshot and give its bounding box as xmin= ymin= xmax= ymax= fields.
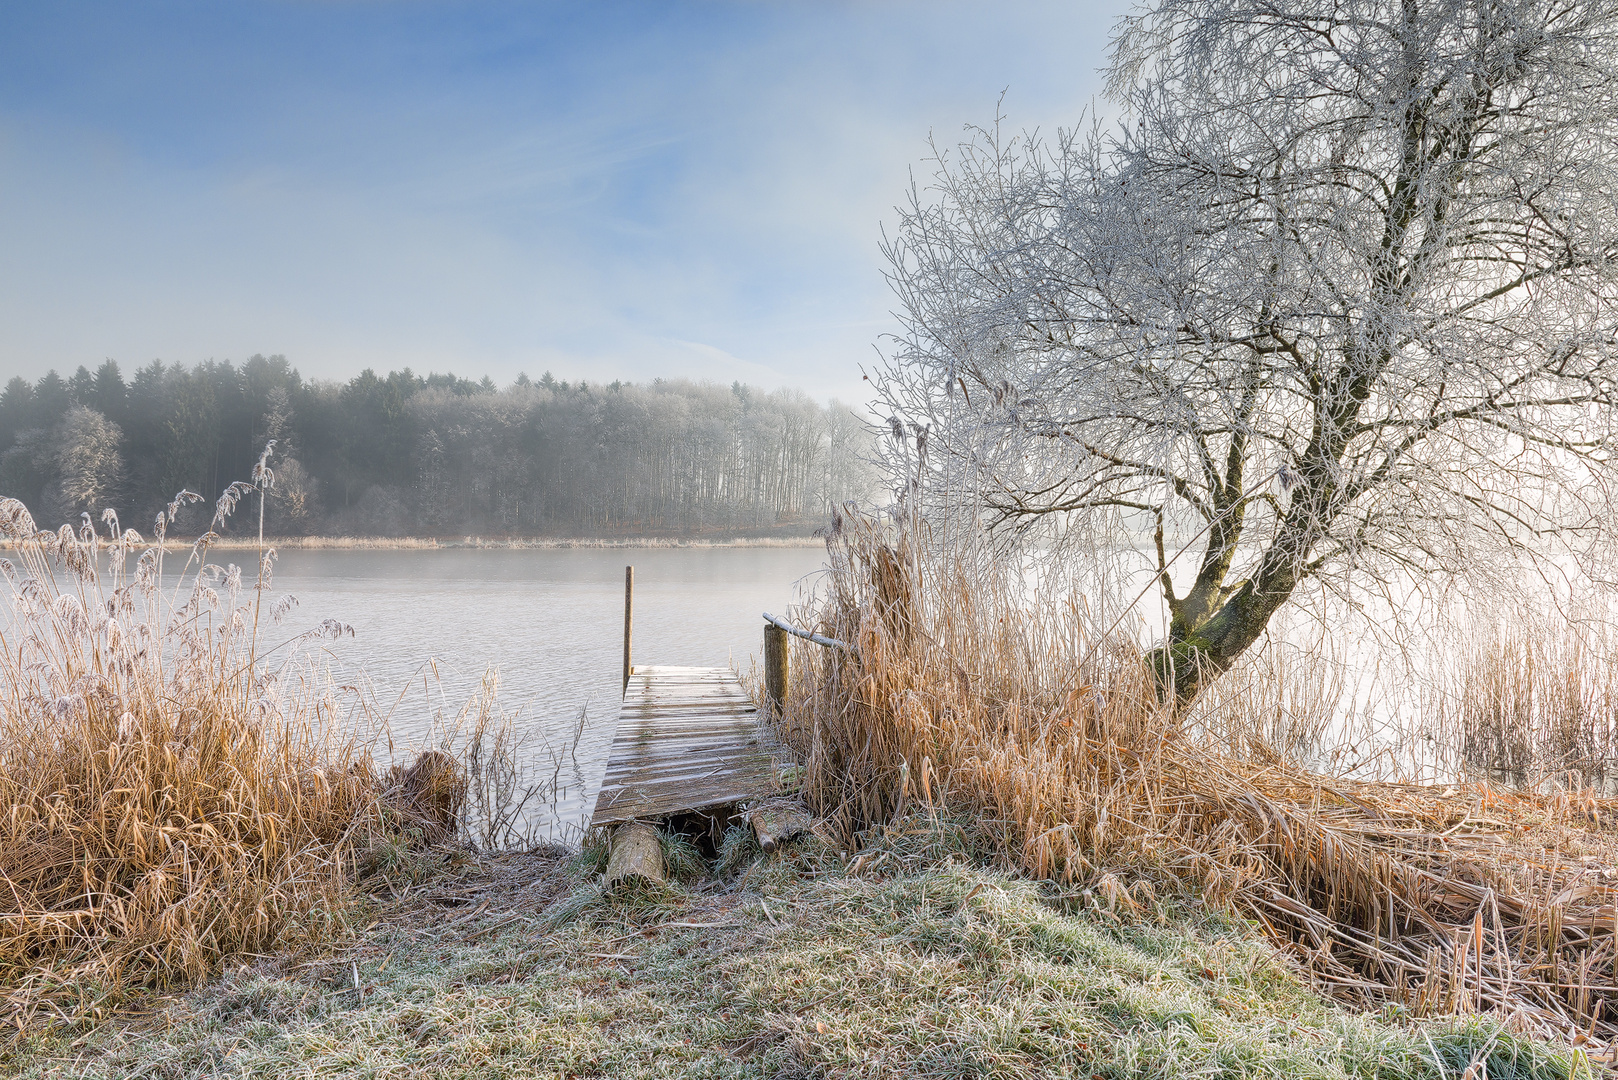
xmin=0 ymin=1 xmax=1119 ymax=402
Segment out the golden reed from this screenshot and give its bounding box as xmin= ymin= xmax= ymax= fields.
xmin=0 ymin=494 xmax=381 ymax=1030
xmin=778 ymin=510 xmax=1618 ymax=1052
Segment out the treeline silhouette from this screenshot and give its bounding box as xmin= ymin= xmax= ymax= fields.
xmin=0 ymin=356 xmax=872 ymax=537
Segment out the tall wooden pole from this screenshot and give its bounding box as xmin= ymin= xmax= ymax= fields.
xmin=623 ymin=566 xmax=634 ymax=695
xmin=764 ymin=621 xmax=789 ymax=716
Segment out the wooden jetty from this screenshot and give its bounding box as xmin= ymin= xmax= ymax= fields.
xmin=590 ymin=568 xmax=825 ymax=888
xmin=590 ymin=664 xmax=781 ymax=827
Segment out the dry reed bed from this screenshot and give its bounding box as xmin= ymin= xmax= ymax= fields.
xmin=780 ymin=516 xmax=1618 ymax=1053
xmin=0 ymin=497 xmax=384 ymax=1030
xmin=1433 ymin=610 xmax=1618 ymax=792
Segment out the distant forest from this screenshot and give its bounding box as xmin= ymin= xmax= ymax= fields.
xmin=0 ymin=356 xmax=874 ymax=537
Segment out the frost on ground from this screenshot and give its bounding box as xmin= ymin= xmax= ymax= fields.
xmin=11 ymin=820 xmax=1582 ymax=1080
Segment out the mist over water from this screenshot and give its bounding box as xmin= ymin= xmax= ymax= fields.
xmin=263 ymin=546 xmax=830 ymax=839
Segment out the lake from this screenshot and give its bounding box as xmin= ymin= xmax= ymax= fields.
xmin=263 ymin=545 xmax=831 ymax=841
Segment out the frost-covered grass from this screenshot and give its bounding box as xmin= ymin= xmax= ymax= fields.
xmin=9 ymin=819 xmax=1589 ymax=1080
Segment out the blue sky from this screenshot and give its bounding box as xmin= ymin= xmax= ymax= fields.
xmin=0 ymin=1 xmax=1120 ymax=404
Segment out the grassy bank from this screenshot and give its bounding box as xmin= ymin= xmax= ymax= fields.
xmin=7 ymin=819 xmax=1584 ymax=1080
xmin=0 ymin=495 xmax=396 ymax=1030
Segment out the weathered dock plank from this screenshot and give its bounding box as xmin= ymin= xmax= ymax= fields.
xmin=590 ymin=665 xmax=782 ymax=826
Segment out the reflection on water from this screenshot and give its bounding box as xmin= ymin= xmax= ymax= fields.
xmin=263 ymin=546 xmax=829 ymax=840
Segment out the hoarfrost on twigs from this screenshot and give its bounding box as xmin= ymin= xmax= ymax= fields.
xmin=872 ymin=0 xmax=1618 ymax=694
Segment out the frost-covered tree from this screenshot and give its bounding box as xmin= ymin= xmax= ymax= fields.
xmin=52 ymin=405 xmax=124 ymax=518
xmin=874 ymin=0 xmax=1618 ymax=698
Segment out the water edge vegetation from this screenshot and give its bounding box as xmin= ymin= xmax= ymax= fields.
xmin=0 ymin=473 xmax=1611 ymax=1076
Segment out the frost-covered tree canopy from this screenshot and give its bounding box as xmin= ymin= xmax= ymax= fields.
xmin=874 ymin=0 xmax=1618 ymax=697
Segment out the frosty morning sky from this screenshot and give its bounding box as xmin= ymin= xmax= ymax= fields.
xmin=0 ymin=1 xmax=1119 ymax=404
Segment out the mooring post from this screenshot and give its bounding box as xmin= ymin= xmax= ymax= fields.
xmin=623 ymin=566 xmax=634 ymax=695
xmin=764 ymin=620 xmax=789 ymax=716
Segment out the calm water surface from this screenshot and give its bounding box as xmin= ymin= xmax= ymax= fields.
xmin=267 ymin=546 xmax=830 ymax=839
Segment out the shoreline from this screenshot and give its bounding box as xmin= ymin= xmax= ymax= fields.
xmin=1 ymin=534 xmax=828 ymax=551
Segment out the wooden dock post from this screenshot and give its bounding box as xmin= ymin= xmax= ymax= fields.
xmin=623 ymin=566 xmax=634 ymax=695
xmin=764 ymin=620 xmax=788 ymax=716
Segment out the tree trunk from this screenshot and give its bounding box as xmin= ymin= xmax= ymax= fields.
xmin=1149 ymin=580 xmax=1287 ymax=704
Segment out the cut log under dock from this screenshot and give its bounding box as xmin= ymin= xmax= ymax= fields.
xmin=604 ymin=820 xmax=665 ymax=890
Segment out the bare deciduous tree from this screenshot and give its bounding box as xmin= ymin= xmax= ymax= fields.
xmin=874 ymin=0 xmax=1618 ymax=698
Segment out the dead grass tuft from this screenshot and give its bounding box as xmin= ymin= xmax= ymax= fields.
xmin=384 ymin=749 xmax=467 ymax=844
